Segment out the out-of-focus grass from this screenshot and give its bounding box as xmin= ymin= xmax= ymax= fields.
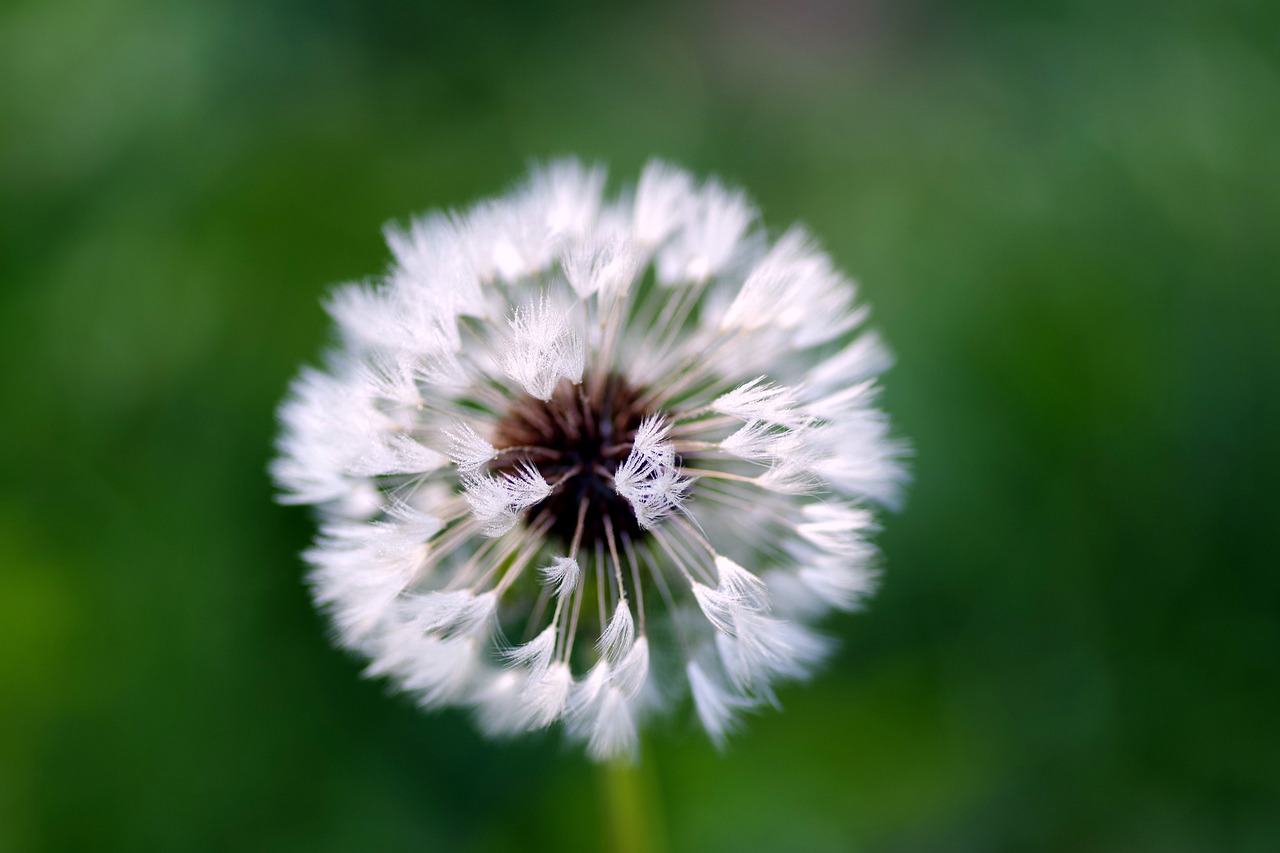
xmin=2 ymin=1 xmax=1277 ymax=850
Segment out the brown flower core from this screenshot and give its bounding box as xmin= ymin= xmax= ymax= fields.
xmin=491 ymin=373 xmax=653 ymax=549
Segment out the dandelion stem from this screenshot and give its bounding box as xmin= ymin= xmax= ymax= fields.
xmin=601 ymin=755 xmax=664 ymax=853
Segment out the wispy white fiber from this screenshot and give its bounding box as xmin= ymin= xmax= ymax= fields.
xmin=802 ymin=379 xmax=882 ymax=422
xmin=521 ymin=661 xmax=574 ymax=728
xmin=691 ymin=555 xmax=771 ymax=635
xmin=712 ymin=378 xmax=811 ymax=428
xmin=587 ymin=686 xmax=639 ymax=762
xmin=305 ymin=518 xmax=431 ymax=646
xmin=500 ymin=296 xmax=586 ymax=400
xmin=407 ymin=590 xmax=499 ymax=639
xmin=565 ymin=659 xmax=640 ymax=762
xmin=687 ymin=661 xmax=755 ymax=749
xmin=632 ymin=160 xmax=695 ymax=247
xmin=442 ymin=422 xmax=496 ymax=476
xmin=755 ymin=430 xmax=826 ymax=495
xmin=599 ymin=600 xmax=637 ymax=665
xmin=614 ymin=415 xmax=692 ymax=529
xmin=804 ymin=417 xmax=911 ymax=509
xmin=561 ymin=234 xmax=641 ymax=299
xmin=719 ymin=227 xmax=860 ymax=347
xmin=272 ymin=367 xmax=390 ymax=507
xmin=470 ymin=670 xmax=535 ymax=737
xmin=539 ymin=555 xmax=581 ymax=598
xmin=612 ymin=636 xmax=650 ymax=700
xmin=356 ymin=352 xmax=427 ymax=412
xmin=798 ymin=559 xmax=879 ymax=612
xmin=457 ymin=197 xmax=543 ymax=282
xmin=794 ymin=503 xmax=878 ymax=557
xmin=805 ymin=331 xmax=894 ymax=393
xmin=503 ymin=625 xmax=558 ymax=677
xmin=326 ymin=279 xmax=464 ymax=355
xmin=566 ymin=660 xmax=610 ymax=738
xmin=400 ymin=636 xmax=483 ymax=709
xmin=656 ymin=180 xmax=756 ymax=284
xmin=383 ymin=212 xmax=487 ymax=320
xmin=347 ymin=433 xmax=446 ymax=478
xmin=476 ymin=657 xmax=576 ymax=735
xmin=526 ymin=159 xmax=606 ymax=240
xmin=719 ymin=420 xmax=781 ymax=462
xmin=715 ymin=612 xmax=832 ymax=693
xmin=365 ymin=627 xmax=481 ymax=710
xmin=462 ymin=464 xmax=553 ymax=536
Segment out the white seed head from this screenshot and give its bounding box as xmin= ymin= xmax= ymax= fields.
xmin=273 ymin=159 xmax=907 ymax=760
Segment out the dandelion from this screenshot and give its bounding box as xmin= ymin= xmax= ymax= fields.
xmin=272 ymin=159 xmax=908 ymax=761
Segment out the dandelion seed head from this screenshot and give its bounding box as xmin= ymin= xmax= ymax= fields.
xmin=273 ymin=159 xmax=908 ymax=760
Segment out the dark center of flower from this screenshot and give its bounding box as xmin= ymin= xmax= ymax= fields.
xmin=492 ymin=373 xmax=650 ymax=549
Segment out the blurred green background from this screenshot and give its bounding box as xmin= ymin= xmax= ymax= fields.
xmin=3 ymin=0 xmax=1278 ymax=850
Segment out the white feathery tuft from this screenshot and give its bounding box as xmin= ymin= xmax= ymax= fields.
xmin=403 ymin=637 xmax=483 ymax=709
xmin=272 ymin=367 xmax=389 ymax=507
xmin=347 ymin=433 xmax=446 ymax=478
xmin=587 ymin=686 xmax=639 ymax=762
xmin=503 ymin=625 xmax=558 ymax=678
xmin=472 ymin=670 xmax=534 ymax=737
xmin=304 ymin=516 xmax=434 ymax=647
xmin=407 ymin=590 xmax=499 ymax=639
xmin=715 ymin=612 xmax=832 ymax=693
xmin=566 ymin=660 xmax=611 ymax=741
xmin=691 ymin=582 xmax=741 ymax=635
xmin=755 ymin=430 xmax=826 ymax=496
xmin=383 ymin=500 xmax=445 ymax=537
xmin=795 ymin=503 xmax=878 ymax=556
xmin=442 ymin=422 xmax=497 ymax=476
xmin=657 ymin=180 xmax=756 ymax=284
xmin=712 ymin=555 xmax=771 ymax=610
xmin=521 ymin=661 xmax=574 ymax=728
xmin=614 ymin=415 xmax=692 ymax=529
xmin=327 ymin=277 xmax=465 ymax=355
xmin=712 ymin=378 xmax=810 ymax=428
xmin=500 ymin=295 xmax=586 ymax=400
xmin=719 ymin=420 xmax=782 ymax=462
xmin=458 ymin=196 xmax=554 ymax=283
xmin=691 ymin=555 xmax=771 ymax=635
xmin=632 ymin=160 xmax=695 ymax=247
xmin=805 ymin=331 xmax=894 ymax=393
xmin=561 ymin=234 xmax=641 ymax=299
xmin=612 ymin=635 xmax=650 ymax=700
xmin=804 ymin=417 xmax=910 ymax=509
xmin=358 ymin=352 xmax=427 ymax=411
xmin=598 ymin=601 xmax=636 ymax=666
xmin=540 ymin=555 xmax=581 ymax=598
xmin=687 ymin=661 xmax=756 ymax=749
xmin=462 ymin=464 xmax=553 ymax=536
xmin=720 ymin=227 xmax=860 ymax=347
xmin=803 ymin=379 xmax=882 ymax=422
xmin=383 ymin=212 xmax=487 ymax=320
xmin=798 ymin=559 xmax=880 ymax=612
xmin=366 ymin=630 xmax=481 ymax=710
xmin=323 ymin=282 xmax=389 ymax=350
xmin=526 ymin=159 xmax=606 ymax=240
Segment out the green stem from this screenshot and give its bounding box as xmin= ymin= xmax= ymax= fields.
xmin=601 ymin=755 xmax=664 ymax=853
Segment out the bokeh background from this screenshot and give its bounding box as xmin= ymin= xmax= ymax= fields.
xmin=3 ymin=0 xmax=1278 ymax=850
